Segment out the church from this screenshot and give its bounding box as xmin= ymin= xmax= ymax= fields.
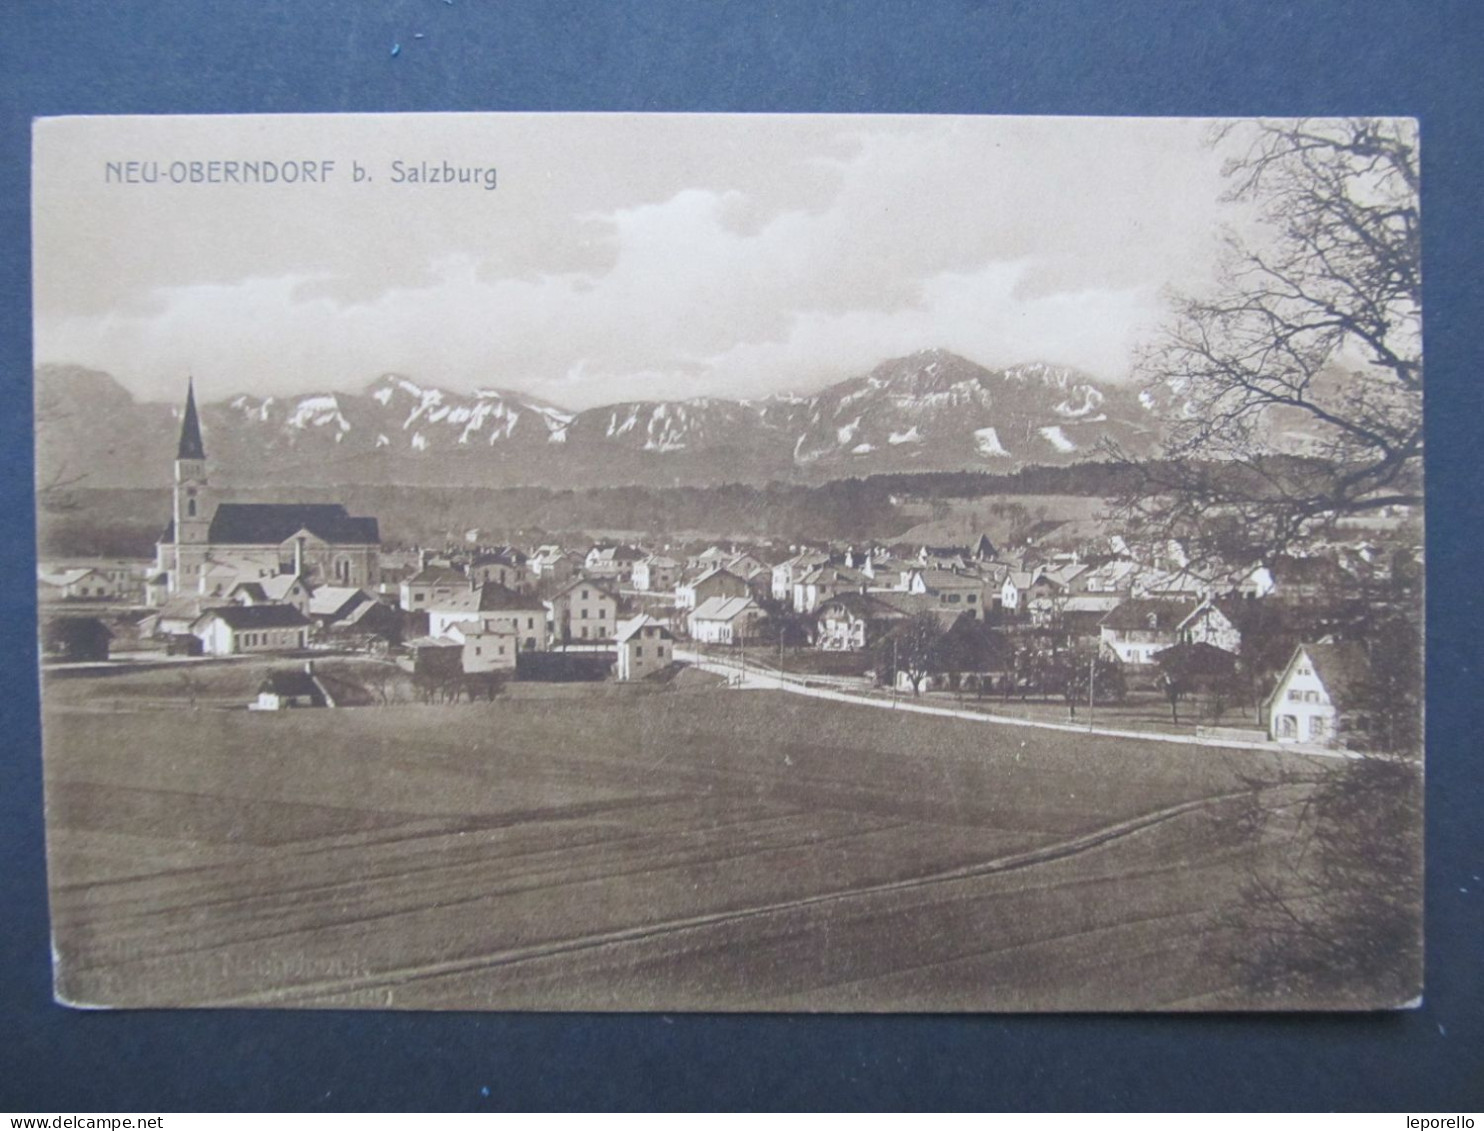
xmin=155 ymin=381 xmax=381 ymax=598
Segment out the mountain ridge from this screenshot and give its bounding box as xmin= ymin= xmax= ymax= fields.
xmin=35 ymin=349 xmax=1162 ymax=491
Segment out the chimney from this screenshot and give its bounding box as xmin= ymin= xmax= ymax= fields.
xmin=304 ymin=660 xmax=314 ymax=675
xmin=294 ymin=536 xmax=305 ymax=578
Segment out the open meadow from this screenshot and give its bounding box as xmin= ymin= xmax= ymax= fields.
xmin=43 ymin=674 xmax=1340 ymax=1011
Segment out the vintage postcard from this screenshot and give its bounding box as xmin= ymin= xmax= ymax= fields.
xmin=33 ymin=113 xmax=1422 ymax=1011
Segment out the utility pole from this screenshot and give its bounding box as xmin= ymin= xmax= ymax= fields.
xmin=1088 ymin=649 xmax=1096 ymax=730
xmin=892 ymin=638 xmax=899 ymax=708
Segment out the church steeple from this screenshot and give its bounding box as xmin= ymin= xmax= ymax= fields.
xmin=169 ymin=378 xmax=211 ymax=594
xmin=177 ymin=377 xmax=206 ymax=460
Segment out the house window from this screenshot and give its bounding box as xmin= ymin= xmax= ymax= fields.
xmin=580 ymin=627 xmax=589 ymax=639
xmin=636 ymin=646 xmax=643 ymax=658
xmin=1277 ymin=715 xmax=1298 ymax=738
xmin=967 ymin=594 xmax=976 ymax=604
xmin=581 ymin=609 xmax=589 ymax=619
xmin=657 ymin=645 xmax=667 ymax=659
xmin=187 ymin=498 xmax=197 ymax=517
xmin=527 ymin=617 xmax=534 ymax=629
xmin=598 ymin=608 xmax=606 ymax=619
xmin=581 ymin=589 xmax=589 ymax=599
xmin=1305 ymin=690 xmax=1320 ymax=703
xmin=1309 ymin=716 xmax=1329 ymax=740
xmin=1288 ymin=689 xmax=1303 ymax=701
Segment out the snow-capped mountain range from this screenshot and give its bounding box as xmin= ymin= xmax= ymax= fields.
xmin=36 ymin=350 xmax=1162 ymax=490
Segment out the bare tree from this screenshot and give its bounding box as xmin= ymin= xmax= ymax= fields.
xmin=1117 ymin=118 xmax=1421 ymax=564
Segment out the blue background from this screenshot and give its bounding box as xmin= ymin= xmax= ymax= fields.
xmin=3 ymin=1 xmax=1481 ymax=1112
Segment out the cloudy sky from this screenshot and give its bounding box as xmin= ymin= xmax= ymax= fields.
xmin=33 ymin=113 xmax=1246 ymax=408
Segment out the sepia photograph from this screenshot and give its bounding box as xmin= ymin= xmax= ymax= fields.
xmin=33 ymin=112 xmax=1423 ymax=1012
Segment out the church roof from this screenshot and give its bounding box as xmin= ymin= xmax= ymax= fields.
xmin=177 ymin=379 xmax=206 ymax=460
xmin=206 ymin=503 xmax=379 ymax=546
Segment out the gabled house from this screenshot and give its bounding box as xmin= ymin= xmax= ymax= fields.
xmin=631 ymin=555 xmax=681 ymax=593
xmin=584 ymin=544 xmax=644 ymax=582
xmin=190 ymin=603 xmax=311 ymax=656
xmin=251 ymin=663 xmax=335 ymax=710
xmin=470 ymin=547 xmax=528 ymax=592
xmin=614 ymin=614 xmax=674 ymax=681
xmin=792 ymin=565 xmax=868 ymax=615
xmin=677 ymin=566 xmax=751 ymax=611
xmin=814 ymin=592 xmax=907 ymax=652
xmin=771 ymin=550 xmax=830 ymax=604
xmin=1266 ymin=641 xmax=1372 ymax=747
xmin=444 ymin=620 xmax=521 ymax=673
xmin=907 ymin=568 xmax=990 ymax=621
xmin=1099 ymin=598 xmax=1240 ymax=665
xmin=528 ymin=545 xmax=577 ymax=585
xmin=1099 ymin=599 xmax=1198 ymax=665
xmin=548 ymin=578 xmax=619 ymax=642
xmin=687 ymin=596 xmax=761 ymax=644
xmin=227 ymin=572 xmax=312 ymax=614
xmin=427 ymin=582 xmax=548 ymax=649
xmin=399 ymin=565 xmax=468 ymax=612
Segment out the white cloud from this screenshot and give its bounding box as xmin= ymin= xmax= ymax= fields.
xmin=35 ymin=114 xmax=1233 ymax=407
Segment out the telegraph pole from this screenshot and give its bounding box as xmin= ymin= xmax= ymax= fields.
xmin=1088 ymin=650 xmax=1096 ymax=730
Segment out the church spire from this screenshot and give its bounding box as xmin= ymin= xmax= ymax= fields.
xmin=177 ymin=378 xmax=206 ymax=461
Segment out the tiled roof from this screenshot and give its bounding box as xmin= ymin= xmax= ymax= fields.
xmin=207 ymin=504 xmax=379 ymax=546
xmin=690 ymin=596 xmax=758 ymax=622
xmin=196 ymin=604 xmax=311 ymax=629
xmin=1099 ymin=598 xmax=1199 ymax=632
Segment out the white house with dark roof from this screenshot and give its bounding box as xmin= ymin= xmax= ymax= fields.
xmin=548 ymin=577 xmax=619 ymax=642
xmin=814 ymin=591 xmax=908 ymax=651
xmin=190 ymin=603 xmax=312 ymax=656
xmin=427 ymin=582 xmax=548 ymax=649
xmin=677 ymin=565 xmax=751 ymax=611
xmin=1266 ymin=641 xmax=1373 ymax=747
xmin=615 ymin=614 xmax=674 ymax=680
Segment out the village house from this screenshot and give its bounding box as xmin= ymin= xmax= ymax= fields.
xmin=399 ymin=564 xmax=468 ymax=612
xmin=548 ymin=578 xmax=620 ymax=642
xmin=584 ymin=544 xmax=644 ymax=583
xmin=190 ymin=603 xmax=312 ymax=656
xmin=427 ymin=582 xmax=548 ymax=650
xmin=792 ymin=565 xmax=869 ymax=615
xmin=469 ymin=547 xmax=528 ymax=592
xmin=38 ymin=567 xmax=112 ymax=603
xmin=1266 ymin=640 xmax=1372 ymax=747
xmin=444 ymin=620 xmax=521 ymax=674
xmin=631 ymin=554 xmax=681 ymax=593
xmin=685 ymin=545 xmax=733 ymax=572
xmin=227 ymin=573 xmax=312 ymax=615
xmin=677 ymin=565 xmax=751 ymax=611
xmin=688 ymin=595 xmax=762 ymax=644
xmin=251 ymin=663 xmax=335 ymax=711
xmin=306 ymin=585 xmax=371 ymax=626
xmin=1098 ymin=598 xmax=1241 ymax=665
xmin=37 ymin=560 xmax=140 ymax=603
xmin=907 ymin=568 xmax=990 ymax=621
xmin=813 ymin=592 xmax=908 ymax=652
xmin=771 ymin=549 xmax=831 ymax=604
xmin=527 ymin=545 xmax=578 ymax=586
xmin=614 ymin=614 xmax=674 ymax=681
